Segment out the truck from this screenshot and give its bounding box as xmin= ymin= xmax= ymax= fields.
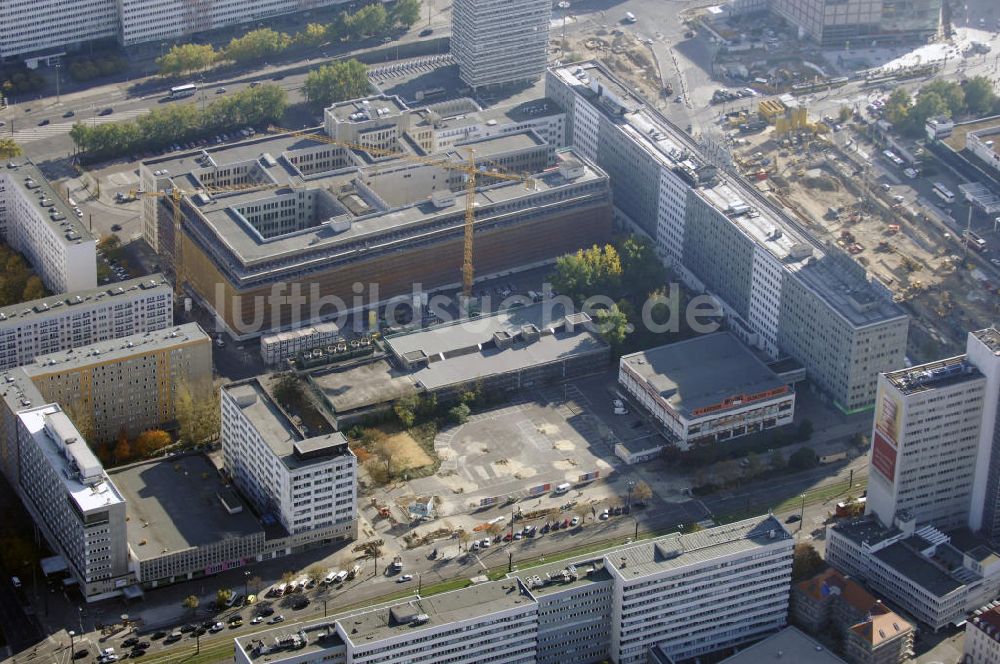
xmin=623 ymin=11 xmax=637 ymax=23
xmin=964 ymin=230 xmax=988 ymax=253
xmin=390 ymin=556 xmax=404 ymax=572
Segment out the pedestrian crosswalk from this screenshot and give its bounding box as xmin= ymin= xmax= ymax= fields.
xmin=368 ymin=54 xmax=455 ymax=85
xmin=12 ymin=107 xmax=151 ymax=144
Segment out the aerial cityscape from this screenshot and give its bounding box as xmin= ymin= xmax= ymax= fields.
xmin=1 ymin=0 xmax=1000 ymax=662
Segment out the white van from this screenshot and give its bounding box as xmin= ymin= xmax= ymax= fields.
xmin=624 ymin=11 xmax=637 ymax=23
xmin=323 ymin=571 xmax=338 ymax=585
xmin=334 ymin=570 xmax=349 ymax=583
xmin=273 ymin=583 xmax=287 ymax=597
xmin=555 ymin=482 xmax=571 ymax=494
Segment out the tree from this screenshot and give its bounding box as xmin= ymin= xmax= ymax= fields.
xmin=904 ymin=91 xmax=951 ymax=135
xmin=595 ymin=304 xmax=630 ymax=349
xmin=303 ymin=60 xmax=370 ymax=110
xmin=631 ymin=480 xmax=652 ymax=505
xmin=964 ymin=76 xmax=997 ymax=116
xmin=156 ymin=43 xmax=218 ymax=76
xmin=922 ymin=80 xmax=965 ymax=117
xmin=838 ymin=105 xmax=853 ymax=123
xmin=394 ymin=394 xmax=418 ymax=428
xmin=272 ymin=373 xmax=304 ymax=410
xmin=797 ymin=419 xmax=814 ymax=441
xmin=768 ymin=449 xmax=785 ymax=470
xmin=0 ymin=138 xmax=22 ymax=159
xmin=360 ymin=539 xmax=383 ymax=565
xmin=63 ymin=399 xmax=96 ymax=444
xmin=372 ymin=435 xmax=397 ymax=481
xmin=348 ymin=4 xmax=389 ymax=37
xmin=746 ymin=451 xmax=762 ymax=477
xmin=175 ymin=378 xmax=220 ymax=445
xmin=448 ymin=403 xmax=471 ymax=425
xmin=883 ymin=88 xmax=912 ymax=126
xmin=792 ymin=542 xmax=824 ymax=581
xmin=114 ymin=429 xmax=131 ymax=464
xmin=789 ymin=447 xmax=818 ymax=470
xmin=20 ymin=275 xmax=45 ymax=302
xmin=281 ymin=570 xmax=296 ymax=583
xmin=390 ymin=0 xmax=422 ymax=27
xmin=306 ymin=564 xmax=328 ymax=584
xmin=182 ymin=594 xmax=200 ymax=615
xmin=550 ymin=244 xmax=623 ymax=305
xmin=296 ymin=23 xmax=330 ymax=49
xmin=135 ymin=429 xmax=171 ymax=457
xmin=617 ymin=235 xmax=665 ymax=298
xmin=224 ymin=28 xmax=292 ymax=64
xmin=215 ymin=588 xmax=233 ymax=607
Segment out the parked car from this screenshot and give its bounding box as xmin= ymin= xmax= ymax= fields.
xmin=785 ymin=514 xmax=801 ymax=524
xmin=269 ymin=615 xmax=285 ymax=624
xmin=570 ymin=516 xmax=581 ymax=527
xmin=63 ymin=110 xmax=75 ymax=118
xmin=397 ymin=574 xmax=414 ymax=583
xmin=38 ymin=119 xmax=49 ymax=126
xmin=419 ymin=28 xmax=433 ymax=36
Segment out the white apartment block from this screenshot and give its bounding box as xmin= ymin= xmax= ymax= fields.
xmin=13 ymin=404 xmax=132 ymax=600
xmin=546 ymin=61 xmax=909 ymax=413
xmin=965 ymin=603 xmax=1000 ymax=664
xmin=0 ymin=163 xmax=96 ymax=294
xmin=0 ymin=0 xmax=117 ymax=61
xmin=19 ymin=322 xmax=212 ymax=442
xmin=0 ymin=275 xmax=173 ymax=371
xmin=618 ymin=332 xmax=795 ymax=450
xmin=451 ymin=0 xmax=550 ymax=89
xmin=260 ymin=321 xmax=340 ymax=366
xmin=233 ymin=516 xmax=793 ymax=664
xmin=221 ymin=379 xmax=357 ymax=541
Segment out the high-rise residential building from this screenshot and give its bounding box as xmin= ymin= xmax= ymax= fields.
xmin=546 ymin=61 xmax=908 ymax=413
xmin=12 ymin=404 xmax=132 ymax=600
xmin=864 ymin=328 xmax=1000 ymax=537
xmin=0 ymin=0 xmax=117 ymax=62
xmin=221 ymin=379 xmax=357 ymax=543
xmin=0 ymin=275 xmax=173 ymax=371
xmin=15 ymin=323 xmax=212 ymax=442
xmin=768 ymin=0 xmax=941 ymax=47
xmin=232 ymin=516 xmax=794 ymax=664
xmin=0 ymin=162 xmax=96 ymax=294
xmin=451 ymin=0 xmax=551 ymax=89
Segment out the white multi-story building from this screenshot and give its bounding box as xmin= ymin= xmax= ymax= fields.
xmin=0 ymin=275 xmax=173 ymax=371
xmin=450 ymin=0 xmax=550 ymax=89
xmin=546 ymin=61 xmax=909 ymax=413
xmin=13 ymin=403 xmax=132 ymax=600
xmin=618 ymin=332 xmax=795 ymax=450
xmin=0 ymin=0 xmax=117 ymax=62
xmin=0 ymin=162 xmax=96 ymax=294
xmin=260 ymin=321 xmax=340 ymax=366
xmin=232 ymin=515 xmax=793 ymax=664
xmin=965 ymin=603 xmax=1000 ymax=664
xmin=221 ymin=379 xmax=357 ymax=542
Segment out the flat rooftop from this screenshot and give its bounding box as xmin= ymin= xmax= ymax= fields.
xmin=830 ymin=516 xmax=902 ymax=548
xmin=515 ymin=555 xmax=614 ymax=598
xmin=143 ymin=132 xmax=603 ymax=278
xmin=609 ymin=515 xmax=790 ymax=580
xmin=620 ymin=332 xmax=790 ymax=420
xmin=1 ymin=161 xmax=95 ymax=247
xmin=310 ymin=358 xmax=418 ymax=414
xmin=109 ymin=454 xmax=262 ymax=562
xmin=973 ymin=327 xmax=1000 ymax=355
xmin=328 ymin=94 xmax=407 ymax=122
xmin=0 ymin=274 xmax=171 ymax=324
xmin=223 ymin=378 xmax=350 ymax=469
xmin=550 ymin=61 xmax=908 ymax=329
xmin=20 ymin=323 xmax=208 ymax=376
xmin=945 ymin=116 xmax=1000 ymax=151
xmin=18 ymin=404 xmax=124 ymax=513
xmin=717 ymin=627 xmax=846 ymax=664
xmin=384 ymin=303 xmax=608 ymax=391
xmin=884 ymin=355 xmax=982 ymax=395
xmin=874 ymin=541 xmax=965 ymax=597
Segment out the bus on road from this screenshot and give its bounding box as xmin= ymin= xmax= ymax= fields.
xmin=933 ymin=182 xmax=956 ymax=204
xmin=964 ymin=230 xmax=988 ymax=252
xmin=169 ymin=84 xmax=197 ymax=99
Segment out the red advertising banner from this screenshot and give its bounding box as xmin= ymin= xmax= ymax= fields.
xmin=872 ymin=431 xmax=897 ymax=483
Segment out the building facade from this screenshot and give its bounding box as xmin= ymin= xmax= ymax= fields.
xmin=0 ymin=276 xmax=173 ymax=371
xmin=450 ymin=0 xmax=550 ymax=89
xmin=221 ymin=379 xmax=357 ymax=542
xmin=19 ymin=322 xmax=212 ymax=442
xmin=965 ymin=603 xmax=1000 ymax=664
xmin=233 ymin=516 xmax=794 ymax=664
xmin=0 ymin=0 xmax=117 ymax=62
xmin=260 ymin=321 xmax=340 ymax=366
xmin=546 ymin=61 xmax=908 ymax=413
xmin=769 ymin=0 xmax=941 ymax=46
xmin=0 ymin=162 xmax=96 ymax=294
xmin=13 ymin=404 xmax=132 ymax=600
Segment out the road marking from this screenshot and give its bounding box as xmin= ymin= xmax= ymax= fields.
xmin=12 ymin=108 xmax=151 ymax=143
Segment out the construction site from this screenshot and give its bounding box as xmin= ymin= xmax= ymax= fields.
xmin=728 ymin=99 xmax=1000 ymax=361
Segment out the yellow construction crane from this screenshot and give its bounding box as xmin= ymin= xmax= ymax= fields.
xmin=269 ymin=126 xmax=533 ymax=298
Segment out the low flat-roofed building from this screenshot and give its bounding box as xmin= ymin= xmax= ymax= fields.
xmin=19 ymin=322 xmax=212 ymax=442
xmin=221 ymin=379 xmax=357 ymax=544
xmin=140 ymin=127 xmax=611 ymax=337
xmin=618 ymin=332 xmax=795 ymax=450
xmin=0 ymin=161 xmax=97 ymax=294
xmin=260 ymin=321 xmax=340 ymax=366
xmin=0 ymin=274 xmax=173 ymax=371
xmin=709 ymin=626 xmax=847 ymax=664
xmin=109 ymin=454 xmax=265 ymax=589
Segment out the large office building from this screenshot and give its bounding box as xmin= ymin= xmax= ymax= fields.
xmin=546 ymin=61 xmax=909 ymax=413
xmin=139 ymin=129 xmax=611 ymax=337
xmin=14 ymin=322 xmax=212 ymax=443
xmin=768 ymin=0 xmax=941 ymax=47
xmin=233 ymin=515 xmax=794 ymax=664
xmin=0 ymin=0 xmax=117 ymax=62
xmin=221 ymin=379 xmax=357 ymax=543
xmin=618 ymin=332 xmax=795 ymax=450
xmin=0 ymin=162 xmax=96 ymax=294
xmin=0 ymin=275 xmax=173 ymax=371
xmin=12 ymin=404 xmax=132 ymax=600
xmin=450 ymin=0 xmax=551 ymax=89
xmin=864 ymin=328 xmax=1000 ymax=539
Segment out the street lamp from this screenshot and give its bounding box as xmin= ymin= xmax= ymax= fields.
xmin=68 ymin=630 xmax=75 ymax=653
xmin=243 ymin=570 xmax=251 ymax=600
